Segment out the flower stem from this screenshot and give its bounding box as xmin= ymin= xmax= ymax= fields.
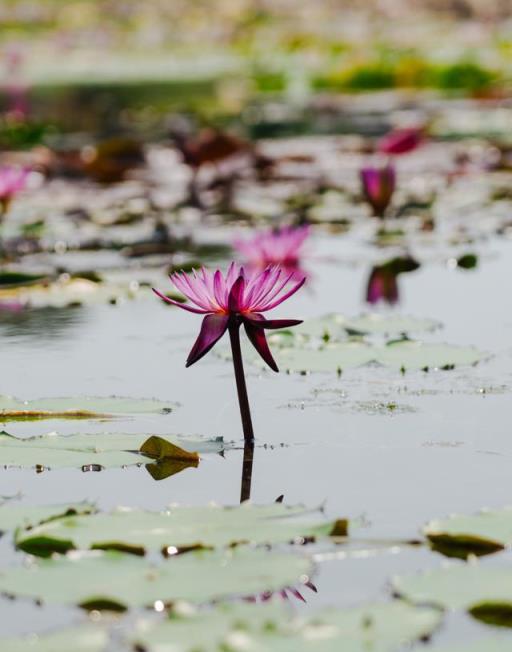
xmin=229 ymin=322 xmax=255 ymax=443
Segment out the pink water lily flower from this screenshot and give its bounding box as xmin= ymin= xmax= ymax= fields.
xmin=153 ymin=263 xmax=305 ymax=372
xmin=360 ymin=164 xmax=396 ymax=218
xmin=377 ymin=127 xmax=423 ymax=156
xmin=0 ymin=166 xmax=29 ymax=213
xmin=234 ymin=225 xmax=310 ymax=278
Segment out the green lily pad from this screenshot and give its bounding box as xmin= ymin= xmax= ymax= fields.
xmin=0 ymin=271 xmax=49 ymax=289
xmin=261 ymin=340 xmax=484 ymax=373
xmin=0 ymin=624 xmax=108 ymax=652
xmin=295 ymin=314 xmax=441 ymax=340
xmin=0 ymin=548 xmax=312 ymax=610
xmin=133 ymin=600 xmax=441 ymax=652
xmin=429 ymin=640 xmax=512 ymax=652
xmin=0 ymin=432 xmax=221 ymax=470
xmin=15 ymin=504 xmax=346 ymax=556
xmin=0 ymin=502 xmax=96 ymax=534
xmin=393 ymin=564 xmax=512 ymax=626
xmin=425 ymin=508 xmax=512 ymax=558
xmin=0 ymin=396 xmax=176 ymax=421
xmin=0 ymin=278 xmax=139 ymax=309
xmin=265 ymin=341 xmax=375 ymax=373
xmin=378 ymin=340 xmax=484 ymax=371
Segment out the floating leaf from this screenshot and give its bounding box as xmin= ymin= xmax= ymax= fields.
xmin=0 ymin=548 xmax=312 ymax=610
xmin=457 ymin=253 xmax=478 ymax=270
xmin=0 ymin=271 xmax=49 ymax=289
xmin=393 ymin=565 xmax=512 ymax=626
xmin=0 ymin=396 xmax=176 ymax=421
xmin=15 ymin=504 xmax=344 ymax=556
xmin=425 ymin=508 xmax=512 ymax=558
xmin=133 ymin=600 xmax=441 ymax=652
xmin=378 ymin=340 xmax=485 ymax=371
xmin=0 ymin=431 xmax=221 ymax=471
xmin=0 ymin=278 xmax=139 ymax=309
xmin=0 ymin=624 xmax=108 ymax=652
xmin=261 ymin=340 xmax=484 ymax=373
xmin=0 ymin=502 xmax=96 ymax=534
xmin=140 ymin=435 xmax=200 ymax=462
xmin=429 ymin=638 xmax=512 ymax=652
xmin=295 ymin=314 xmax=441 ymax=340
xmin=265 ymin=341 xmax=375 ymax=373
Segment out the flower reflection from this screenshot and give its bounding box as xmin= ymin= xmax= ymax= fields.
xmin=366 ymin=256 xmax=420 ymax=305
xmin=244 ymin=580 xmax=318 ymax=605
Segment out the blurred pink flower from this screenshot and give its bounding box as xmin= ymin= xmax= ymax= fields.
xmin=377 ymin=127 xmax=423 ymax=156
xmin=0 ymin=299 xmax=24 ymax=312
xmin=153 ymin=262 xmax=304 ymax=371
xmin=3 ymin=45 xmax=30 ymax=121
xmin=360 ymin=164 xmax=396 ymax=218
xmin=0 ymin=166 xmax=29 ymax=213
xmin=233 ymin=225 xmax=310 ymax=279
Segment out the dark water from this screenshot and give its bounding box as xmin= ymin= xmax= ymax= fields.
xmin=1 ymin=228 xmax=512 ymax=647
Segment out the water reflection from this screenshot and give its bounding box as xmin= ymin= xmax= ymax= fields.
xmin=365 ymin=256 xmax=420 ymax=306
xmin=145 ymin=456 xmax=199 ymax=481
xmin=0 ymin=306 xmax=84 ymax=342
xmin=240 ymin=440 xmax=254 ymax=503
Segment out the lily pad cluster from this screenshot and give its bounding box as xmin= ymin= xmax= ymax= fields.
xmin=254 ymin=313 xmax=486 ymax=374
xmin=0 ymin=503 xmax=338 ymax=610
xmin=133 ymin=600 xmax=441 ymax=652
xmin=0 ymin=431 xmax=224 ymax=474
xmin=1 ymin=500 xmax=512 ymax=648
xmin=0 ymin=395 xmax=231 ymax=480
xmin=13 ymin=503 xmax=347 ymax=556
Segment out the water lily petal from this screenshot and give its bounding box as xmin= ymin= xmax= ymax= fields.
xmin=186 ymin=314 xmax=229 ymax=367
xmin=228 ymin=275 xmax=246 ymax=312
xmin=244 ymin=321 xmax=278 ymax=372
xmin=245 ymin=314 xmax=303 ymax=330
xmin=171 ymin=273 xmax=211 ymax=310
xmin=152 ymin=288 xmax=209 ymax=314
xmin=259 ymin=276 xmax=306 ymax=312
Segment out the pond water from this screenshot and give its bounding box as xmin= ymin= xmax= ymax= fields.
xmin=1 ymin=135 xmax=512 ymax=649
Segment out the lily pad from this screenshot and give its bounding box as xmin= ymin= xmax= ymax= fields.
xmin=0 ymin=502 xmax=96 ymax=534
xmin=0 ymin=396 xmax=177 ymax=421
xmin=133 ymin=600 xmax=441 ymax=652
xmin=393 ymin=564 xmax=512 ymax=626
xmin=295 ymin=314 xmax=441 ymax=340
xmin=262 ymin=340 xmax=484 ymax=373
xmin=0 ymin=278 xmax=139 ymax=309
xmin=0 ymin=624 xmax=108 ymax=652
xmin=425 ymin=508 xmax=512 ymax=558
xmin=0 ymin=548 xmax=313 ymax=610
xmin=429 ymin=639 xmax=512 ymax=652
xmin=15 ymin=503 xmax=346 ymax=556
xmin=265 ymin=341 xmax=375 ymax=373
xmin=378 ymin=340 xmax=485 ymax=371
xmin=0 ymin=432 xmax=220 ymax=471
xmin=0 ymin=271 xmax=49 ymax=289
